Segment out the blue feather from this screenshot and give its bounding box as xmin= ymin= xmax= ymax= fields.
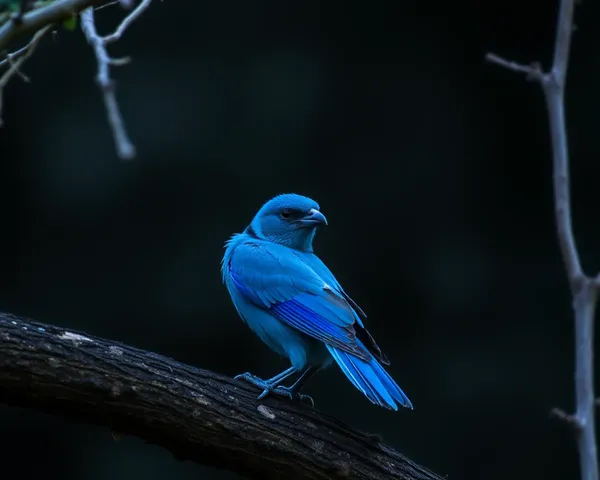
xmin=227 ymin=243 xmax=371 ymax=360
xmin=327 ymin=344 xmax=413 ymax=410
xmin=294 ymin=252 xmax=367 ymax=328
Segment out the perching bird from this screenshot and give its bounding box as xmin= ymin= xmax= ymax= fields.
xmin=221 ymin=193 xmax=413 ymax=410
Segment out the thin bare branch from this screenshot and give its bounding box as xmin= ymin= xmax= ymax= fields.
xmin=0 ymin=33 xmax=40 ymax=68
xmin=77 ymin=0 xmax=154 ymax=159
xmin=103 ymin=0 xmax=151 ymax=42
xmin=545 ymin=0 xmax=582 ymax=287
xmin=484 ymin=53 xmax=545 ymax=82
xmin=551 ymin=407 xmax=582 ymax=430
xmin=0 ymin=24 xmax=50 ymax=125
xmin=573 ymin=279 xmax=598 ymax=480
xmin=81 ymin=6 xmax=136 ymax=160
xmin=95 ymin=1 xmax=121 ymax=11
xmin=486 ymin=2 xmax=598 ymax=480
xmin=487 ymin=5 xmax=582 ymax=285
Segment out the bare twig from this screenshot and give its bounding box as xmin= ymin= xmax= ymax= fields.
xmin=79 ymin=0 xmax=153 ymax=159
xmin=80 ymin=3 xmax=147 ymax=160
xmin=484 ymin=53 xmax=544 ymax=81
xmin=80 ymin=8 xmax=133 ymax=160
xmin=0 ymin=24 xmax=50 ymax=125
xmin=551 ymin=407 xmax=580 ymax=430
xmin=0 ymin=41 xmax=33 ymax=68
xmin=486 ymin=2 xmax=598 ymax=480
xmin=102 ymin=0 xmax=151 ymax=43
xmin=95 ymin=1 xmax=122 ymax=11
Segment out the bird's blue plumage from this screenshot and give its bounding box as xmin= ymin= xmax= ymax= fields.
xmin=222 ymin=193 xmax=413 ymax=410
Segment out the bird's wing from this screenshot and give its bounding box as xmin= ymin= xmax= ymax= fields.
xmin=296 ymin=253 xmax=368 ymax=324
xmin=298 ymin=252 xmax=390 ymax=365
xmin=228 ymin=241 xmax=371 ymax=361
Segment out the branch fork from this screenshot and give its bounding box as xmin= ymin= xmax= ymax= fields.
xmin=81 ymin=0 xmax=153 ymax=160
xmin=551 ymin=407 xmax=583 ymax=430
xmin=0 ymin=24 xmax=50 ymax=125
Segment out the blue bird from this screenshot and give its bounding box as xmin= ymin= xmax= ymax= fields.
xmin=221 ymin=193 xmax=413 ymax=410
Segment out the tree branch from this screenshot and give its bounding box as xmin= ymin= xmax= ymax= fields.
xmin=0 ymin=0 xmax=153 ymax=160
xmin=485 ymin=2 xmax=598 ymax=480
xmin=0 ymin=312 xmax=442 ymax=480
xmin=101 ymin=0 xmax=150 ymax=43
xmin=79 ymin=0 xmax=152 ymax=159
xmin=81 ymin=6 xmax=136 ymax=160
xmin=0 ymin=0 xmax=100 ymax=51
xmin=0 ymin=23 xmax=50 ymax=124
xmin=0 ymin=23 xmax=48 ymax=68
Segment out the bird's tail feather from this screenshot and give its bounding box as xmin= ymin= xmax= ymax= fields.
xmin=327 ymin=345 xmax=413 ymax=410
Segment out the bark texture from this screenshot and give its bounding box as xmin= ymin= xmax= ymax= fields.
xmin=0 ymin=312 xmax=442 ymax=480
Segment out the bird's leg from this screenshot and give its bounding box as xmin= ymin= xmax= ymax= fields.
xmin=233 ymin=366 xmax=298 ymax=399
xmin=270 ymin=366 xmax=319 ymax=407
xmin=234 ymin=366 xmax=295 ymax=385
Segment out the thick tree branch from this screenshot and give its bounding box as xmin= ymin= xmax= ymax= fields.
xmin=485 ymin=2 xmax=598 ymax=480
xmin=0 ymin=312 xmax=442 ymax=480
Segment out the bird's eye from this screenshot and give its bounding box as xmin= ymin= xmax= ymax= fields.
xmin=280 ymin=209 xmax=291 ymax=219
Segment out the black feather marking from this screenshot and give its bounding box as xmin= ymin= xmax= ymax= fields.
xmin=355 ymin=325 xmax=390 ymax=365
xmin=341 ymin=290 xmax=368 ymax=319
xmin=338 ymin=290 xmax=389 ymax=364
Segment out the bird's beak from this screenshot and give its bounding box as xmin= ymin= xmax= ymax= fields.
xmin=298 ymin=208 xmax=328 ymax=227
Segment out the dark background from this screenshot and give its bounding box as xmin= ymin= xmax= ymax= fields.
xmin=1 ymin=1 xmax=599 ymax=479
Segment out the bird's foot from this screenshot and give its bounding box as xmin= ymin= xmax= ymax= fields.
xmin=233 ymin=372 xmax=314 ymax=406
xmin=233 ymin=372 xmax=278 ymax=399
xmin=270 ymin=386 xmax=315 ymax=407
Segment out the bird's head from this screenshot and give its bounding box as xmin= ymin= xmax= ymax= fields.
xmin=246 ymin=193 xmax=327 ymax=252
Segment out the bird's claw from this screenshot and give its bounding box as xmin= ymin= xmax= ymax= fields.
xmin=233 ymin=373 xmax=289 ymax=400
xmin=233 ymin=372 xmax=262 ymax=383
xmin=270 ymin=386 xmax=315 ymax=407
xmin=234 ymin=372 xmax=274 ymax=393
xmin=257 ymin=386 xmax=287 ymax=400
